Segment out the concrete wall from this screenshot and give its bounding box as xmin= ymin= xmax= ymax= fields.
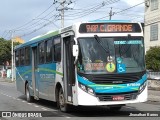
xmin=148 ymin=79 xmax=160 ymax=90
xmin=144 ymin=0 xmax=160 ymax=52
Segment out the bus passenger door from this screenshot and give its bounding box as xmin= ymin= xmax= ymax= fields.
xmin=63 ymin=35 xmax=75 ymax=103
xmin=31 ymin=46 xmax=39 ymax=99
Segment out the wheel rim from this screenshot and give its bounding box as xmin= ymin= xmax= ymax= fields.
xmin=59 ymin=89 xmax=65 ymax=109
xmin=26 ymin=86 xmax=29 ymax=101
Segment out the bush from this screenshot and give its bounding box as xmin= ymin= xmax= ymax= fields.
xmin=145 ymin=46 xmax=160 ymax=71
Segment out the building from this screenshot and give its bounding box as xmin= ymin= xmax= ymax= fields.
xmin=14 ymin=36 xmax=25 ymax=43
xmin=145 ymin=0 xmax=160 ymax=52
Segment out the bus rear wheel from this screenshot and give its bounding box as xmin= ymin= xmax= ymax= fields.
xmin=58 ymin=88 xmax=70 ymax=112
xmin=26 ymin=83 xmax=34 ymax=102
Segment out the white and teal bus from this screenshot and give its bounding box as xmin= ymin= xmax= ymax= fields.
xmin=15 ymin=20 xmax=147 ymax=112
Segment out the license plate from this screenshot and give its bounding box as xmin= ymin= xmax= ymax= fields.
xmin=112 ymin=96 xmax=125 ymax=101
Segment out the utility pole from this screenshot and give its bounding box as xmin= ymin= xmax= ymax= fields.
xmin=109 ymin=7 xmax=114 ymax=20
xmin=61 ymin=0 xmax=65 ymax=28
xmin=11 ymin=30 xmax=15 ymax=82
xmin=54 ymin=0 xmax=73 ymax=28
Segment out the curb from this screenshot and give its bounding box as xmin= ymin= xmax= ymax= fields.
xmin=148 ymin=98 xmax=160 ymax=102
xmin=148 ymin=87 xmax=160 ymax=91
xmin=0 ymin=78 xmax=15 ymax=83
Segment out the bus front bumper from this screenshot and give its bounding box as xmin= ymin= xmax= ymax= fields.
xmin=76 ymin=86 xmax=148 ymax=106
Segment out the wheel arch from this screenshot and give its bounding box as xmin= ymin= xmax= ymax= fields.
xmin=25 ymin=80 xmax=28 ymax=95
xmin=55 ymin=82 xmax=62 ymax=102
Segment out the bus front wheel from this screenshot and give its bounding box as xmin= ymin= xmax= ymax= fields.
xmin=58 ymin=88 xmax=70 ymax=112
xmin=26 ymin=83 xmax=34 ymax=102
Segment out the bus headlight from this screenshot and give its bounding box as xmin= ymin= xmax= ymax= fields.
xmin=87 ymin=88 xmax=94 ymax=96
xmin=79 ymin=84 xmax=87 ymax=92
xmin=139 ymin=81 xmax=147 ymax=93
xmin=79 ymin=83 xmax=95 ymax=96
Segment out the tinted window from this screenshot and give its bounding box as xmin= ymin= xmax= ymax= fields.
xmin=39 ymin=42 xmax=45 ymax=64
xmin=46 ymin=39 xmax=52 ymax=63
xmin=15 ymin=50 xmax=19 ymax=66
xmin=54 ymin=37 xmax=61 ymax=62
xmin=20 ymin=48 xmax=25 ymax=66
xmin=25 ymin=47 xmax=30 ymax=65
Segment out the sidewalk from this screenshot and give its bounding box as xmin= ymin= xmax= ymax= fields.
xmin=0 ymin=77 xmax=14 ymax=82
xmin=148 ymin=89 xmax=160 ymax=102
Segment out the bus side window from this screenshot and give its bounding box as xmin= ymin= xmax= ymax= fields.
xmin=25 ymin=47 xmax=30 ymax=65
xmin=20 ymin=48 xmax=25 ymax=66
xmin=46 ymin=38 xmax=53 ymax=63
xmin=53 ymin=37 xmax=61 ymax=62
xmin=15 ymin=50 xmax=19 ymax=67
xmin=38 ymin=42 xmax=45 ymax=64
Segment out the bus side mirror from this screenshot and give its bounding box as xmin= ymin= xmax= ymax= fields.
xmin=72 ymin=45 xmax=79 ymax=57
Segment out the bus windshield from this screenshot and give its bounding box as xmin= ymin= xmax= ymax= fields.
xmin=77 ymin=36 xmax=145 ymax=74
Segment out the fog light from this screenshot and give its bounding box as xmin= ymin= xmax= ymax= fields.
xmin=139 ymin=81 xmax=147 ymax=93
xmin=88 ymin=88 xmax=94 ymax=95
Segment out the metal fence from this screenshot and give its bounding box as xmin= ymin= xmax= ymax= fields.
xmin=147 ymin=71 xmax=160 ymax=80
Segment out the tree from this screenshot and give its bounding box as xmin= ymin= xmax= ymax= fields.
xmin=145 ymin=46 xmax=160 ymax=71
xmin=0 ymin=38 xmax=21 ymax=65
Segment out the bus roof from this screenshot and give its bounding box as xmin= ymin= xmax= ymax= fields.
xmin=88 ymin=20 xmax=131 ymax=23
xmin=15 ymin=20 xmax=141 ymax=49
xmin=15 ymin=30 xmax=59 ymax=49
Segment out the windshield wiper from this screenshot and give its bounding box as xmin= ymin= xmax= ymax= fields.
xmin=94 ymin=35 xmax=111 ymax=58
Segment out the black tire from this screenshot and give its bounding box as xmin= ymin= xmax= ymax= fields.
xmin=109 ymin=106 xmax=122 ymax=111
xmin=57 ymin=88 xmax=70 ymax=112
xmin=26 ymin=83 xmax=34 ymax=102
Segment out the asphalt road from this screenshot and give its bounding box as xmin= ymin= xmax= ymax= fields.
xmin=0 ymin=82 xmax=160 ymax=120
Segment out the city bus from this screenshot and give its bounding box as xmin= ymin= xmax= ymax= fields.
xmin=15 ymin=20 xmax=147 ymax=112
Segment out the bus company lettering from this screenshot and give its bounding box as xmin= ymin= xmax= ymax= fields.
xmin=127 ymin=83 xmax=140 ymax=87
xmin=40 ymin=74 xmax=55 ymax=79
xmin=86 ymin=24 xmax=132 ymax=32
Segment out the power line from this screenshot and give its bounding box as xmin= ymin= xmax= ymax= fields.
xmin=109 ymin=7 xmax=114 ymax=20
xmin=13 ymin=3 xmax=55 ymax=31
xmin=2 ymin=3 xmax=56 ymax=39
xmin=64 ymin=0 xmax=120 ymax=20
xmin=55 ymin=0 xmax=74 ymax=28
xmin=4 ymin=0 xmax=120 ymax=39
xmin=96 ymin=1 xmax=145 ymax=20
xmin=2 ymin=3 xmax=61 ymax=39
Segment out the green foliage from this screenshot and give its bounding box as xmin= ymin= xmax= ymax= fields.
xmin=0 ymin=38 xmax=21 ymax=65
xmin=145 ymin=46 xmax=160 ymax=71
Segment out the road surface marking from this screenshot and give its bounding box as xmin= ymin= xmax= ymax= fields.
xmin=12 ymin=97 xmax=16 ymax=99
xmin=41 ymin=108 xmax=47 ymax=111
xmin=66 ymin=117 xmax=71 ymax=118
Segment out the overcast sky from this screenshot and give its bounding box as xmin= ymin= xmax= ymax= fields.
xmin=0 ymin=0 xmax=144 ymax=41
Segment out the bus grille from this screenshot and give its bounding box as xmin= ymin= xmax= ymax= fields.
xmin=78 ymin=71 xmax=145 ymax=84
xmin=96 ymin=91 xmax=138 ymax=101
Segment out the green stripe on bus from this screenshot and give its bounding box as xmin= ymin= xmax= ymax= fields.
xmin=89 ymin=84 xmax=139 ymax=90
xmin=16 ymin=68 xmax=63 ymax=80
xmin=38 ymin=68 xmax=63 ymax=76
xmin=89 ymin=84 xmax=124 ymax=87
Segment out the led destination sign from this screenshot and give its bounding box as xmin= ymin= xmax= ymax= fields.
xmin=79 ymin=23 xmax=141 ymax=33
